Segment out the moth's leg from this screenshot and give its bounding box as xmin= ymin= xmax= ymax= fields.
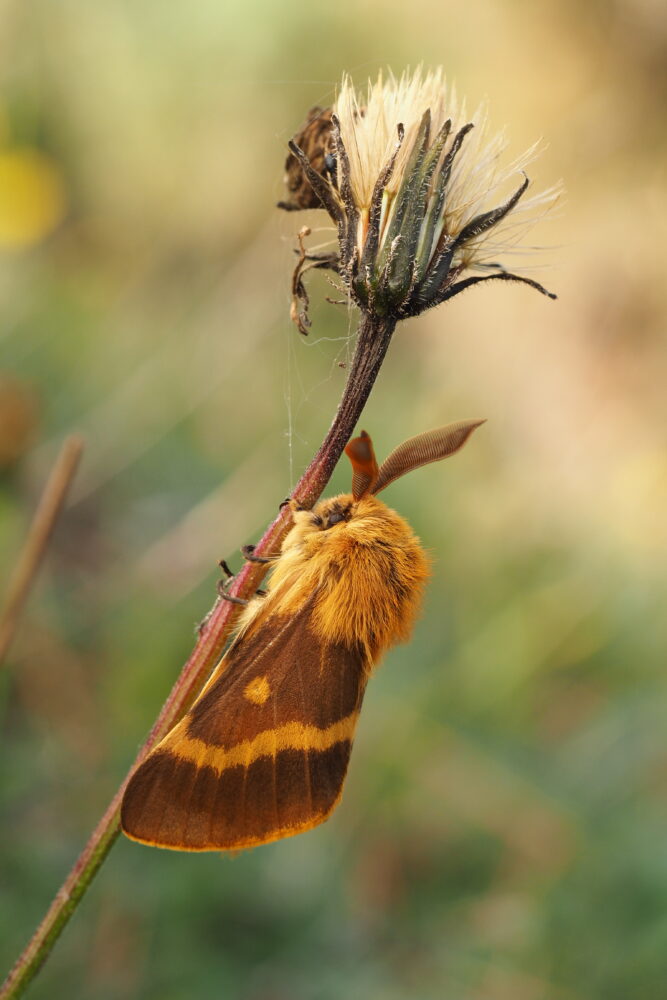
xmin=219 ymin=559 xmax=234 ymax=579
xmin=279 ymin=496 xmax=308 ymax=513
xmin=221 ymin=594 xmax=249 ymax=606
xmin=198 ymin=557 xmax=265 ymax=631
xmin=216 ymin=577 xmax=249 ymax=606
xmin=218 ymin=557 xmax=267 ymax=598
xmin=195 ymin=561 xmax=241 ymax=632
xmin=220 ymin=556 xmax=270 ymax=582
xmin=241 ymin=544 xmax=274 ymax=565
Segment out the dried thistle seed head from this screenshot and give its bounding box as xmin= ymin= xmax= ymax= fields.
xmin=278 ymin=107 xmax=335 ymax=211
xmin=285 ymin=69 xmax=561 ymax=320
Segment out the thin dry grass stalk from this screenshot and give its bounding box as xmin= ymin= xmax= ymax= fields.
xmin=0 ymin=435 xmax=84 ymax=669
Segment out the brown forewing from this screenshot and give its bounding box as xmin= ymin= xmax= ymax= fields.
xmin=121 ymin=598 xmax=368 ymax=851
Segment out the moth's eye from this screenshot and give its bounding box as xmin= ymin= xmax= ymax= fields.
xmin=327 ymin=510 xmax=346 ymax=527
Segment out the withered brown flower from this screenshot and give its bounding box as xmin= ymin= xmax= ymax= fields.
xmin=282 ymin=69 xmax=561 ymax=322
xmin=278 ymin=107 xmax=335 ymax=212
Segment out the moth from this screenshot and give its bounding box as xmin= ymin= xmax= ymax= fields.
xmin=121 ymin=420 xmax=483 ymax=851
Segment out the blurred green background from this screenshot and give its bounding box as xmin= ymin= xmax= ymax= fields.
xmin=1 ymin=1 xmax=666 ymax=998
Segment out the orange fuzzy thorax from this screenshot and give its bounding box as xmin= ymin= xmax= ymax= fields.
xmin=239 ymin=493 xmax=430 ymax=666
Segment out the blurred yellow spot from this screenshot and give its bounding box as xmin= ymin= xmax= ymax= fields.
xmin=244 ymin=675 xmax=270 ymax=705
xmin=0 ymin=149 xmax=66 ymax=247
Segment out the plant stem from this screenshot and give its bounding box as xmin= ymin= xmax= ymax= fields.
xmin=1 ymin=311 xmax=396 ymax=1000
xmin=0 ymin=436 xmax=84 ymax=668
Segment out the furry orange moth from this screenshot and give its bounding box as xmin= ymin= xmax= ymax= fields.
xmin=121 ymin=420 xmax=483 ymax=851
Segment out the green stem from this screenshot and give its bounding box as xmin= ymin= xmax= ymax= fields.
xmin=1 ymin=311 xmax=396 ymax=999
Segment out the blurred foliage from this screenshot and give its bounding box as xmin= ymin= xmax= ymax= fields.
xmin=1 ymin=1 xmax=667 ymax=998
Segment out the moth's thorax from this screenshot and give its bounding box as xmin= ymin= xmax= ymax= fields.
xmin=250 ymin=492 xmax=430 ymax=664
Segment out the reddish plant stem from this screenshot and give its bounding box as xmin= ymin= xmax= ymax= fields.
xmin=1 ymin=311 xmax=396 ymax=1000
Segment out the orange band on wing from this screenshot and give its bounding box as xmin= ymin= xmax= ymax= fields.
xmin=167 ymin=712 xmax=359 ymax=773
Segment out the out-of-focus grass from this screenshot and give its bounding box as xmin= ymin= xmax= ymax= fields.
xmin=1 ymin=2 xmax=666 ymax=998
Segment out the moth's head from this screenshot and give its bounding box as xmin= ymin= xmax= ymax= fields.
xmin=307 ymin=495 xmax=356 ymax=530
xmin=291 ymin=492 xmax=388 ymax=544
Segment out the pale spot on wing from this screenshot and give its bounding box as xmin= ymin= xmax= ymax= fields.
xmin=243 ymin=675 xmax=271 ymax=705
